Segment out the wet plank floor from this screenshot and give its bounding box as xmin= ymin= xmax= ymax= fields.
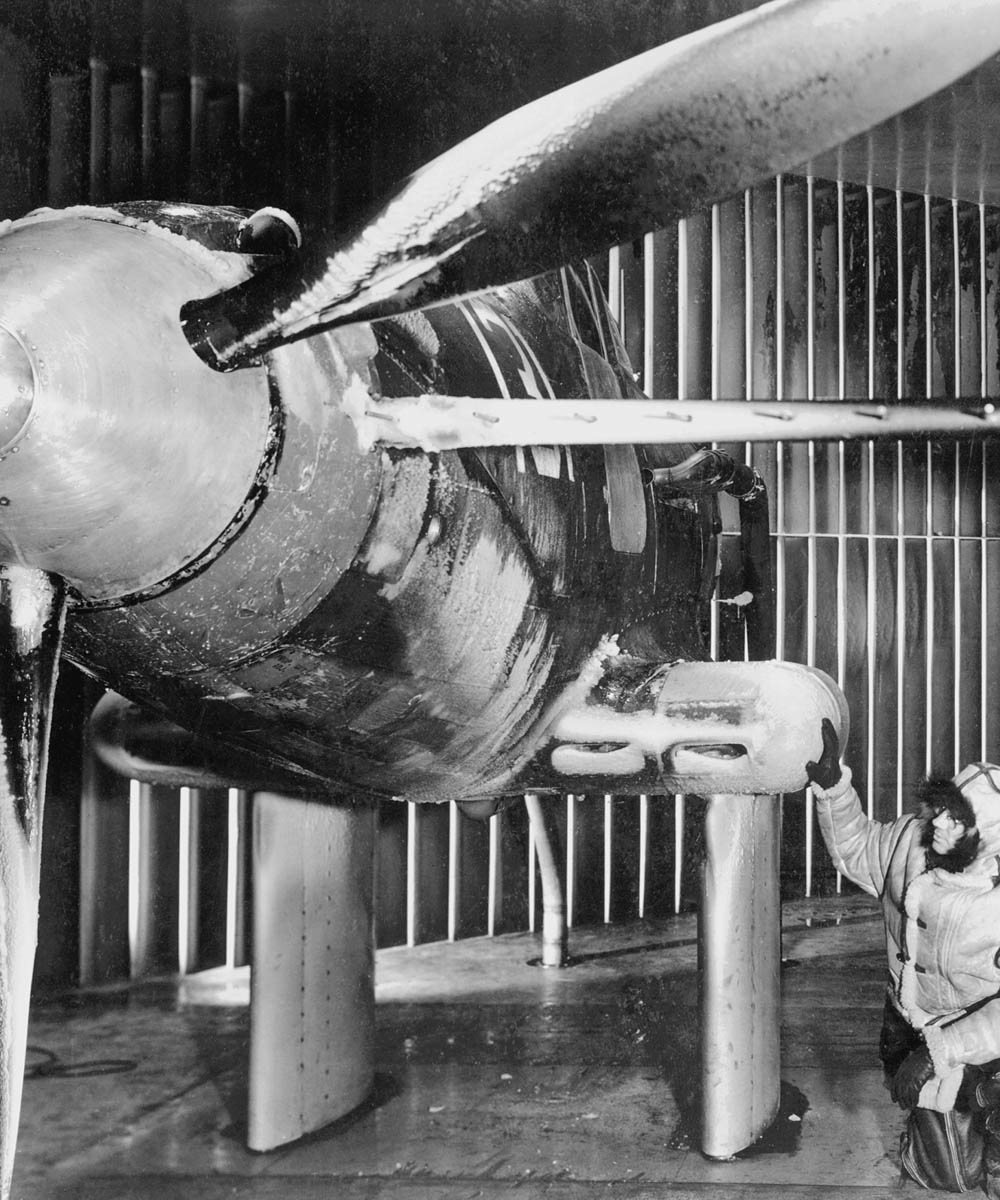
xmin=15 ymin=892 xmax=929 ymax=1199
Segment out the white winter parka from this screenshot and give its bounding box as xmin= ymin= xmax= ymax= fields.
xmin=811 ymin=763 xmax=1000 ymax=1111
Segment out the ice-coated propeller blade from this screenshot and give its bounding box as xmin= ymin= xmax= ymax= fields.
xmin=183 ymin=0 xmax=1000 ymax=370
xmin=0 ymin=567 xmax=66 ymax=1200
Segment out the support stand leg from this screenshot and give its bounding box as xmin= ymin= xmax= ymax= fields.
xmin=0 ymin=567 xmax=66 ymax=1200
xmin=524 ymin=793 xmax=568 ymax=968
xmin=700 ymin=792 xmax=782 ymax=1159
xmin=248 ymin=793 xmax=376 ymax=1151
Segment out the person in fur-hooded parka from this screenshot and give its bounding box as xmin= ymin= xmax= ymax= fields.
xmin=806 ymin=719 xmax=1000 ymax=1116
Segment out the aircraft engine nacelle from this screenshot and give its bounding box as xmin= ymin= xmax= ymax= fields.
xmin=0 ymin=204 xmax=720 ymax=804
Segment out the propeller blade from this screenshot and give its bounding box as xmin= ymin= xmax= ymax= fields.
xmin=0 ymin=567 xmax=66 ymax=1200
xmin=353 ymin=396 xmax=1000 ymax=452
xmin=183 ymin=0 xmax=1000 ymax=370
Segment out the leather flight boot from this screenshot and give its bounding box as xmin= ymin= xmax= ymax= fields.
xmin=984 ymin=1107 xmax=1000 ymax=1199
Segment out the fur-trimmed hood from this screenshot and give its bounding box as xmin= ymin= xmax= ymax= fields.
xmin=952 ymin=762 xmax=1000 ymax=874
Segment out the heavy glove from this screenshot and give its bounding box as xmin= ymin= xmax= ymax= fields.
xmin=805 ymin=717 xmax=842 ymax=791
xmin=892 ymin=1045 xmax=935 ymax=1108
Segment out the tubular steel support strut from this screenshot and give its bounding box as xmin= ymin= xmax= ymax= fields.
xmin=525 ymin=793 xmax=569 ymax=968
xmin=700 ymin=793 xmax=782 ymax=1158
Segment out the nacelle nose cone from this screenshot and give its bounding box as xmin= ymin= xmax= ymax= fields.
xmin=0 ymin=327 xmax=33 ymax=454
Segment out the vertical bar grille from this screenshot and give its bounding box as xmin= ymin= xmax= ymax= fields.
xmin=225 ymin=790 xmax=241 ymax=970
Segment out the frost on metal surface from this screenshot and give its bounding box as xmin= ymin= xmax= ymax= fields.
xmin=0 ymin=567 xmax=65 ymax=1200
xmin=545 ymin=659 xmax=848 ymax=795
xmin=358 ymin=395 xmax=1000 ymax=450
xmin=4 ymin=567 xmax=53 ymax=654
xmin=10 ymin=205 xmax=254 ymax=289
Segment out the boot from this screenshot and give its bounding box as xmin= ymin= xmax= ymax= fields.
xmin=984 ymin=1108 xmax=1000 ymax=1200
xmin=957 ymin=1067 xmax=1000 ymax=1113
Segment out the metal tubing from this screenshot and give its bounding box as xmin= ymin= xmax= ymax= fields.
xmin=360 ymin=394 xmax=1000 ymax=452
xmin=88 ymin=691 xmax=326 ymax=796
xmin=524 ymin=793 xmax=568 ymax=968
xmin=700 ymin=792 xmax=782 ymax=1159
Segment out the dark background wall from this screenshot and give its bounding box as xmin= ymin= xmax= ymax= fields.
xmin=1 ymin=1 xmax=766 ymax=227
